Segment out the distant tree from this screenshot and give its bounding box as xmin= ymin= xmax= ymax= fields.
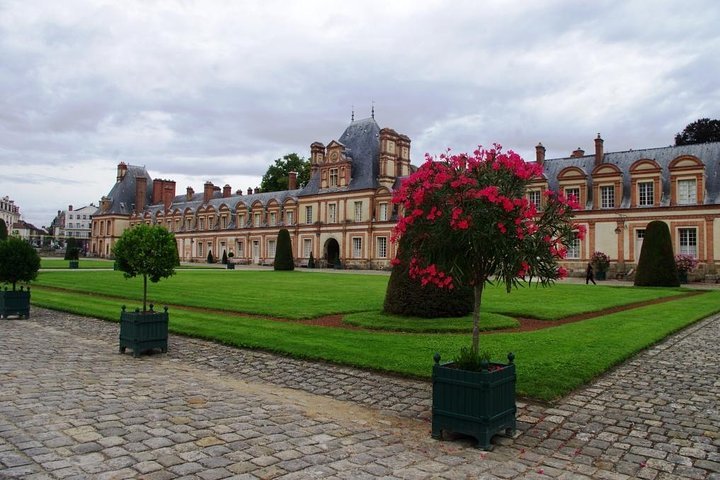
xmin=308 ymin=252 xmax=315 ymax=268
xmin=207 ymin=251 xmax=214 ymax=264
xmin=0 ymin=237 xmax=41 ymax=290
xmin=274 ymin=229 xmax=295 ymax=271
xmin=675 ymin=118 xmax=720 ymax=146
xmin=260 ymin=153 xmax=311 ymax=192
xmin=221 ymin=250 xmax=228 ymax=265
xmin=0 ymin=219 xmax=7 ymax=241
xmin=634 ymin=221 xmax=679 ymax=287
xmin=113 ymin=224 xmax=179 ymax=312
xmin=64 ymin=237 xmax=80 ymax=260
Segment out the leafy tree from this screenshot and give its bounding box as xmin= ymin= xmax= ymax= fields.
xmin=274 ymin=228 xmax=295 ymax=270
xmin=634 ymin=220 xmax=679 ymax=287
xmin=113 ymin=224 xmax=179 ymax=312
xmin=260 ymin=153 xmax=311 ymax=192
xmin=0 ymin=237 xmax=41 ymax=290
xmin=393 ymin=146 xmax=579 ymax=355
xmin=64 ymin=237 xmax=80 ymax=260
xmin=675 ymin=118 xmax=720 ymax=146
xmin=0 ymin=219 xmax=7 ymax=241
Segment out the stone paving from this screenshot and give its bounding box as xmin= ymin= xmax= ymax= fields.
xmin=0 ymin=308 xmax=718 ymax=479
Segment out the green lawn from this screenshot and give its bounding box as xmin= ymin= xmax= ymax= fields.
xmin=41 ymin=258 xmax=116 ymax=269
xmin=28 ymin=269 xmax=719 ymax=402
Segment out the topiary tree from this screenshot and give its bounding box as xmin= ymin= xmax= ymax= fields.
xmin=393 ymin=146 xmax=579 ymax=356
xmin=222 ymin=250 xmax=228 ymax=265
xmin=634 ymin=220 xmax=679 ymax=287
xmin=384 ymin=245 xmax=473 ymax=317
xmin=0 ymin=219 xmax=8 ymax=241
xmin=113 ymin=224 xmax=179 ymax=312
xmin=308 ymin=252 xmax=315 ymax=268
xmin=207 ymin=251 xmax=214 ymax=264
xmin=0 ymin=237 xmax=41 ymax=290
xmin=274 ymin=228 xmax=295 ymax=270
xmin=64 ymin=237 xmax=80 ymax=260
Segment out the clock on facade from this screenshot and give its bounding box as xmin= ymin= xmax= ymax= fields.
xmin=330 ymin=151 xmax=338 ymax=161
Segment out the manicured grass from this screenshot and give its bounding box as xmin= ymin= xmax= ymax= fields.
xmin=343 ymin=311 xmax=518 ymax=332
xmin=34 ymin=270 xmax=686 ymax=320
xmin=29 ymin=286 xmax=720 ymax=402
xmin=41 ymin=258 xmax=115 ymax=269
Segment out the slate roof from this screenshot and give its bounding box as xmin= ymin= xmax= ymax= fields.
xmin=95 ymin=165 xmax=152 ymax=216
xmin=543 ymin=141 xmax=720 ymax=208
xmin=299 ymin=117 xmax=381 ymax=196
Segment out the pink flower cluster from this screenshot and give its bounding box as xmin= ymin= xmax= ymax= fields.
xmin=408 ymin=258 xmax=454 ymax=289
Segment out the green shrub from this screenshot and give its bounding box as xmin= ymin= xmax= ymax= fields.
xmin=221 ymin=250 xmax=228 ymax=265
xmin=207 ymin=251 xmax=214 ymax=264
xmin=274 ymin=229 xmax=294 ymax=271
xmin=308 ymin=252 xmax=315 ymax=268
xmin=64 ymin=237 xmax=80 ymax=260
xmin=634 ymin=220 xmax=679 ymax=287
xmin=0 ymin=237 xmax=41 ymax=290
xmin=383 ymin=258 xmax=473 ymax=318
xmin=0 ymin=219 xmax=7 ymax=241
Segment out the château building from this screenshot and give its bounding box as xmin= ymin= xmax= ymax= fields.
xmin=0 ymin=195 xmax=21 ymax=230
xmin=89 ymin=117 xmax=720 ymax=278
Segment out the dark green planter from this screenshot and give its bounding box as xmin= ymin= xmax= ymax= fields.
xmin=679 ymin=271 xmax=688 ymax=284
xmin=227 ymin=263 xmax=235 ymax=270
xmin=431 ymin=352 xmax=516 ymax=450
xmin=0 ymin=287 xmax=31 ymax=319
xmin=595 ymin=270 xmax=607 ymax=281
xmin=69 ymin=260 xmax=79 ymax=269
xmin=119 ymin=305 xmax=169 ymax=357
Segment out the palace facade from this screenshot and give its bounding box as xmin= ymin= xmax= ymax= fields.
xmin=89 ymin=117 xmax=720 ymax=279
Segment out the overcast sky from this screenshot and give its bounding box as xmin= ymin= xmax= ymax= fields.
xmin=1 ymin=0 xmax=719 ymax=227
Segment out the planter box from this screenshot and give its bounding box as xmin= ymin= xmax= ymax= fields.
xmin=431 ymin=353 xmax=516 ymax=450
xmin=679 ymin=272 xmax=688 ymax=284
xmin=69 ymin=260 xmax=79 ymax=269
xmin=119 ymin=305 xmax=169 ymax=357
xmin=0 ymin=288 xmax=31 ymax=319
xmin=227 ymin=263 xmax=235 ymax=270
xmin=595 ymin=270 xmax=607 ymax=281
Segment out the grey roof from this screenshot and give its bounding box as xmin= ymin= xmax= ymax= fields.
xmin=300 ymin=117 xmax=381 ymax=196
xmin=145 ymin=189 xmax=302 ymax=218
xmin=97 ymin=165 xmax=152 ymax=216
xmin=543 ymin=141 xmax=720 ymax=208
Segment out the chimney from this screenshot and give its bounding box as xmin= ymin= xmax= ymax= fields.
xmin=571 ymin=147 xmax=585 ymax=158
xmin=594 ymin=133 xmax=604 ymax=167
xmin=223 ymin=184 xmax=232 ymax=198
xmin=247 ymin=187 xmax=253 ymax=195
xmin=163 ymin=181 xmax=176 ymax=211
xmin=288 ymin=171 xmax=298 ymax=190
xmin=135 ymin=176 xmax=147 ymax=213
xmin=254 ymin=187 xmax=260 ymax=194
xmin=203 ymin=181 xmax=214 ymax=203
xmin=535 ymin=143 xmax=546 ymax=165
xmin=68 ymin=205 xmax=73 ymax=211
xmin=152 ymin=179 xmax=163 ymax=204
xmin=186 ymin=186 xmax=195 ymax=200
xmin=116 ymin=162 xmax=128 ymax=183
xmin=236 ymin=190 xmax=243 ymax=196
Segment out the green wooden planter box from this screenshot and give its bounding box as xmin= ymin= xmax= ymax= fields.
xmin=431 ymin=352 xmax=516 ymax=450
xmin=119 ymin=305 xmax=169 ymax=357
xmin=595 ymin=270 xmax=607 ymax=281
xmin=0 ymin=287 xmax=31 ymax=319
xmin=69 ymin=260 xmax=79 ymax=269
xmin=679 ymin=271 xmax=688 ymax=284
xmin=227 ymin=263 xmax=235 ymax=270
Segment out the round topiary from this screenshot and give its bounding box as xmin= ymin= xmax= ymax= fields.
xmin=383 ymin=257 xmax=473 ymax=318
xmin=274 ymin=228 xmax=294 ymax=271
xmin=0 ymin=236 xmax=41 ymax=290
xmin=634 ymin=220 xmax=680 ymax=287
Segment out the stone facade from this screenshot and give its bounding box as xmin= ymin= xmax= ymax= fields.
xmin=0 ymin=195 xmax=20 ymax=231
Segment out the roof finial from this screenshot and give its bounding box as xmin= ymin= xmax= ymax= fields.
xmin=351 ymin=105 xmax=354 ymax=122
xmin=371 ymin=100 xmax=375 ymax=119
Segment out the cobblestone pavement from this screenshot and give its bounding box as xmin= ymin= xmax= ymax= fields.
xmin=1 ymin=309 xmax=719 ymax=479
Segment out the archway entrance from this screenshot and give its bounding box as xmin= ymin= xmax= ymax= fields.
xmin=324 ymin=238 xmax=340 ymax=268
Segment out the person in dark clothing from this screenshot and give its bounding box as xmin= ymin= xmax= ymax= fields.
xmin=586 ymin=263 xmax=596 ymax=285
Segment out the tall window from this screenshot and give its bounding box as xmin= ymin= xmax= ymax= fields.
xmin=268 ymin=239 xmax=276 ymax=258
xmin=566 ymin=232 xmax=581 ymax=259
xmin=221 ymin=215 xmax=227 ymax=229
xmin=354 ymin=201 xmax=362 ymax=222
xmin=305 ymin=206 xmax=313 ymax=224
xmin=638 ymin=181 xmax=654 ymax=207
xmin=352 ymin=237 xmax=362 ymax=258
xmin=678 ymin=179 xmax=697 ymax=205
xmin=600 ymin=185 xmax=615 ymax=208
xmin=270 ymin=212 xmax=276 ymax=226
xmin=237 ymin=213 xmax=245 ymax=227
xmin=635 ymin=229 xmax=645 ymax=260
xmin=679 ymin=228 xmax=697 ymax=257
xmin=378 ymin=203 xmax=388 ymax=221
xmin=329 ymin=168 xmax=339 ymax=187
xmin=254 ymin=213 xmax=261 ymax=227
xmin=377 ymin=237 xmax=387 ymax=258
xmin=237 ymin=241 xmax=244 ymax=257
xmin=186 ymin=218 xmax=192 ymax=230
xmin=197 ymin=242 xmax=203 ymax=257
xmin=328 ymin=203 xmax=337 ymax=223
xmin=286 ymin=210 xmax=294 ymax=225
xmin=528 ymin=190 xmax=541 ymax=208
xmin=303 ymin=238 xmax=312 ymax=257
xmin=198 ymin=218 xmax=205 ymax=230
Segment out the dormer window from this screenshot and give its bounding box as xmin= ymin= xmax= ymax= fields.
xmin=600 ymin=185 xmax=615 ymax=208
xmin=329 ymin=168 xmax=338 ymax=187
xmin=638 ymin=181 xmax=654 ymax=207
xmin=678 ymin=179 xmax=697 ymax=205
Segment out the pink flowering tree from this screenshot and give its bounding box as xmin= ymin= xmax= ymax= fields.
xmin=392 ymin=145 xmax=582 ymax=355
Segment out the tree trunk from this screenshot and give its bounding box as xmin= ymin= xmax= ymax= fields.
xmin=472 ymin=282 xmax=484 ymax=354
xmin=143 ymin=274 xmax=148 ymax=312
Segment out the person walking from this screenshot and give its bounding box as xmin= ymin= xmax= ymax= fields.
xmin=586 ymin=262 xmax=596 ymax=285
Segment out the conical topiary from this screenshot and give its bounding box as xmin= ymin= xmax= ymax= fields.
xmin=274 ymin=229 xmax=294 ymax=271
xmin=634 ymin=220 xmax=680 ymax=287
xmin=207 ymin=251 xmax=214 ymax=264
xmin=308 ymin=252 xmax=315 ymax=268
xmin=222 ymin=250 xmax=228 ymax=265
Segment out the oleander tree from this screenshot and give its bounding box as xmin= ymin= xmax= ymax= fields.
xmin=113 ymin=224 xmax=179 ymax=312
xmin=391 ymin=145 xmax=581 ymax=354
